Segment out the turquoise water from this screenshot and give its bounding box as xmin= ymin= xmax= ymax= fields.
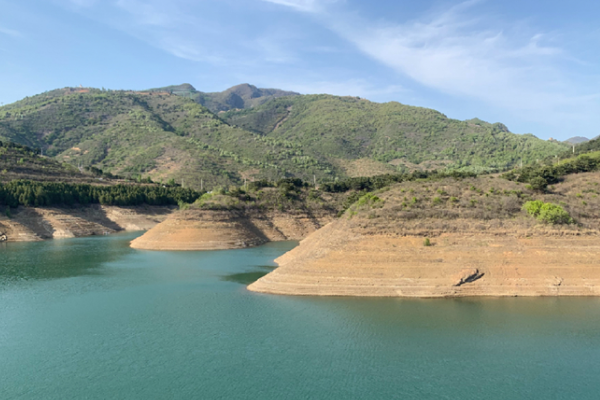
xmin=2 ymin=233 xmax=600 ymax=399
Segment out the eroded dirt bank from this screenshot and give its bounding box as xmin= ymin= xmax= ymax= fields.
xmin=249 ymin=221 xmax=600 ymax=297
xmin=0 ymin=205 xmax=173 ymax=242
xmin=130 ymin=209 xmax=335 ymax=251
xmin=249 ymin=174 xmax=600 ymax=297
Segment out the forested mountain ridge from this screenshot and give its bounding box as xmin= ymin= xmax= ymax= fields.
xmin=148 ymin=83 xmax=300 ymax=113
xmin=0 ymin=85 xmax=568 ymax=190
xmin=0 ymin=88 xmax=336 ymax=189
xmin=223 ymin=95 xmax=568 ymax=172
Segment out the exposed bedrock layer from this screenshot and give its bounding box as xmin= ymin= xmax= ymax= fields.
xmin=248 ymin=218 xmax=600 ymax=297
xmin=0 ymin=205 xmax=173 ymax=242
xmin=129 ymin=209 xmax=334 ymax=251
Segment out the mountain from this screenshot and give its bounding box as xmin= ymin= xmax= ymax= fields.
xmin=0 ymin=86 xmax=568 ymax=190
xmin=565 ymin=136 xmax=590 ymax=144
xmin=222 ymin=95 xmax=567 ymax=173
xmin=148 ymin=83 xmax=300 ymax=113
xmin=0 ymin=88 xmax=335 ymax=189
xmin=0 ymin=140 xmax=92 ymax=183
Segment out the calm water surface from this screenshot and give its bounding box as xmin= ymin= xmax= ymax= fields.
xmin=1 ymin=233 xmax=600 ymax=399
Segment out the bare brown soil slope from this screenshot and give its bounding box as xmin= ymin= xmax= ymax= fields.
xmin=249 ymin=173 xmax=600 ymax=297
xmin=0 ymin=205 xmax=172 ymax=242
xmin=130 ymin=209 xmax=335 ymax=251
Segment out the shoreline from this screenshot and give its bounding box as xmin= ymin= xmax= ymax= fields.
xmin=0 ymin=204 xmax=173 ymax=242
xmin=130 ymin=208 xmax=335 ymax=251
xmin=248 ymin=227 xmax=600 ymax=298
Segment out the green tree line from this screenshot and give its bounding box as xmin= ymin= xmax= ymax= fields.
xmin=0 ymin=180 xmax=201 ymax=208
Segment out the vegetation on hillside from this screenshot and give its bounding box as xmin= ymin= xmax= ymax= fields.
xmin=148 ymin=83 xmax=299 ymax=113
xmin=0 ymin=140 xmax=93 ymax=183
xmin=0 ymin=180 xmax=200 ymax=208
xmin=223 ymin=95 xmax=567 ymax=172
xmin=502 ymin=151 xmax=600 ymax=189
xmin=342 ymin=171 xmax=599 ymax=235
xmin=0 ymin=89 xmax=338 ymax=188
xmin=0 ymin=86 xmax=568 ymax=191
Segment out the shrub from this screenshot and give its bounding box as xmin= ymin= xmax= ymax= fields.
xmin=356 ymin=192 xmax=382 ymax=208
xmin=423 ymin=238 xmax=431 ymax=247
xmin=528 ymin=177 xmax=548 ymax=192
xmin=523 ymin=201 xmax=573 ymax=225
xmin=432 ymin=197 xmax=442 ymax=205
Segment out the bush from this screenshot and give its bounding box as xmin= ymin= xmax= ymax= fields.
xmin=528 ymin=177 xmax=548 ymax=192
xmin=356 ymin=192 xmax=382 ymax=208
xmin=424 ymin=238 xmax=431 ymax=246
xmin=523 ymin=201 xmax=573 ymax=225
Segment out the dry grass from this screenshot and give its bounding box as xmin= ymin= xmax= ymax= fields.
xmin=346 ymin=172 xmax=600 ymax=236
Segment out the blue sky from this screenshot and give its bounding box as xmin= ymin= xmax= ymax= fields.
xmin=1 ymin=0 xmax=599 ymax=140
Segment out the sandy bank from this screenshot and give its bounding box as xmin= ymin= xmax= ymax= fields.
xmin=0 ymin=205 xmax=173 ymax=242
xmin=249 ymin=224 xmax=600 ymax=297
xmin=130 ymin=209 xmax=334 ymax=251
xmin=249 ymin=174 xmax=600 ymax=297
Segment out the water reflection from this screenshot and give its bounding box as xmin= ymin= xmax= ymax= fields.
xmin=0 ymin=232 xmax=138 ymax=283
xmin=221 ymin=265 xmax=274 ymax=285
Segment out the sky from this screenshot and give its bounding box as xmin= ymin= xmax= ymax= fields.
xmin=1 ymin=0 xmax=599 ymax=140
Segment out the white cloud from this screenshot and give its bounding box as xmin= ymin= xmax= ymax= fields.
xmin=319 ymin=1 xmax=599 ymax=126
xmin=0 ymin=26 xmax=21 ymax=37
xmin=260 ymin=0 xmax=335 ymax=13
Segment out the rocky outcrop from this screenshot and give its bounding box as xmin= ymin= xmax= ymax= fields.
xmin=130 ymin=208 xmax=335 ymax=251
xmin=0 ymin=205 xmax=172 ymax=242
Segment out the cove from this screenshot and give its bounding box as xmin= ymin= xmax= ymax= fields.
xmin=1 ymin=233 xmax=600 ymax=399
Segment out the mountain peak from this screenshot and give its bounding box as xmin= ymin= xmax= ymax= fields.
xmin=565 ymin=136 xmax=590 ymax=144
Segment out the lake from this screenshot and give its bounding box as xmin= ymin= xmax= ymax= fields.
xmin=1 ymin=233 xmax=600 ymax=399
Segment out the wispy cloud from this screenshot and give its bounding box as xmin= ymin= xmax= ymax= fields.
xmin=0 ymin=26 xmax=22 ymax=37
xmin=303 ymin=1 xmax=600 ymax=127
xmin=260 ymin=0 xmax=336 ymax=13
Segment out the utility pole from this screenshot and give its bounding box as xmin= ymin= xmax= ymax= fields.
xmin=313 ymin=175 xmax=316 ymax=187
xmin=573 ymin=145 xmax=575 ymax=155
xmin=201 ymin=179 xmax=203 ymax=191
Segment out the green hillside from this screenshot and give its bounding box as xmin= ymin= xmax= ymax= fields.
xmin=0 ymin=88 xmax=336 ymax=189
xmin=223 ymin=95 xmax=568 ymax=173
xmin=0 ymin=140 xmax=92 ymax=183
xmin=148 ymin=83 xmax=299 ymax=113
xmin=0 ymin=86 xmax=569 ymax=191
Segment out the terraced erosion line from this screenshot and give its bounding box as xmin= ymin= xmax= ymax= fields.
xmin=248 ymin=219 xmax=600 ymax=297
xmin=129 ymin=208 xmax=335 ymax=251
xmin=0 ymin=205 xmax=173 ymax=242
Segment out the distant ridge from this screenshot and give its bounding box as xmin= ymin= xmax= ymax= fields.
xmin=0 ymin=85 xmax=568 ymax=190
xmin=565 ymin=136 xmax=590 ymax=144
xmin=148 ymin=83 xmax=300 ymax=113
